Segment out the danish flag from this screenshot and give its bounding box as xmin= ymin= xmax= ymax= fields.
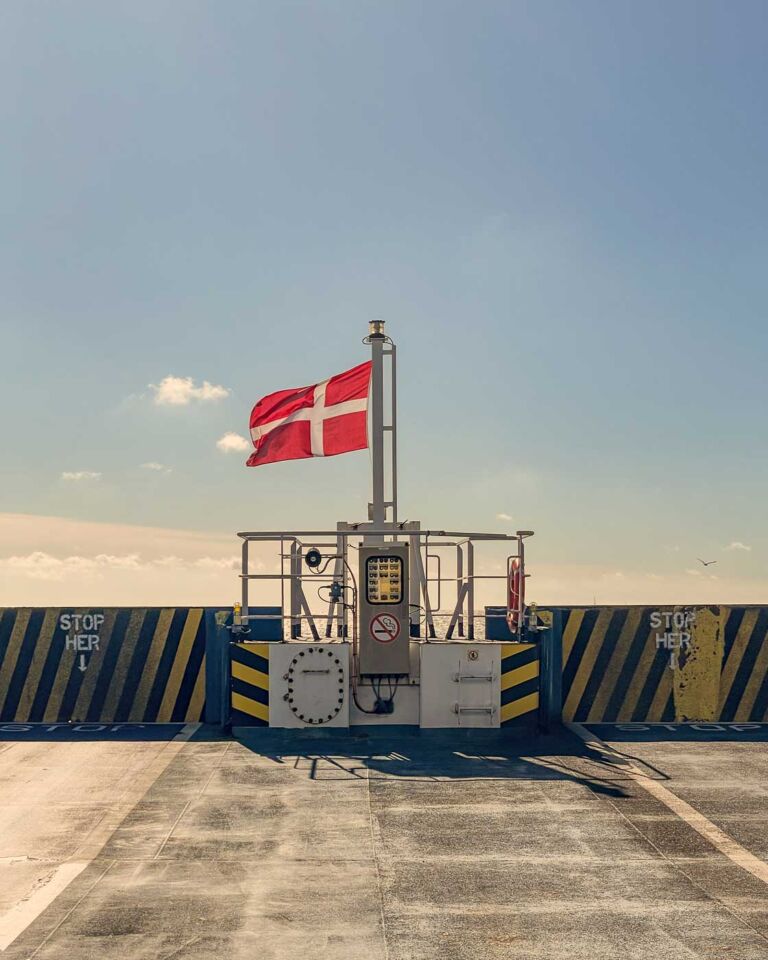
xmin=247 ymin=361 xmax=372 ymax=467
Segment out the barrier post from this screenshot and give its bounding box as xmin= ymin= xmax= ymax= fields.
xmin=538 ymin=610 xmax=562 ymax=731
xmin=204 ymin=609 xmax=233 ymax=729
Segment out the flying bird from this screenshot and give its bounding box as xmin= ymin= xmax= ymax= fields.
xmin=697 ymin=558 xmax=718 ymax=567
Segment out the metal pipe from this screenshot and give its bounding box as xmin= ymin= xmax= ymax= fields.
xmin=390 ymin=342 xmax=398 ymax=524
xmin=290 ymin=542 xmax=300 ymax=638
xmin=279 ymin=536 xmax=285 ymax=639
xmin=241 ymin=538 xmax=249 ymax=622
xmin=467 ymin=540 xmax=475 ymax=640
xmin=409 ymin=530 xmax=420 ymax=638
xmin=370 ymin=326 xmax=386 ymax=537
xmin=456 ymin=544 xmax=464 ymax=637
xmin=238 ymin=530 xmax=524 ymax=540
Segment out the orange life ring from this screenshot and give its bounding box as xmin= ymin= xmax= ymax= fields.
xmin=507 ymin=558 xmax=524 ymax=632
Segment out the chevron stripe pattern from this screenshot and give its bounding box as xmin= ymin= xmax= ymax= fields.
xmin=561 ymin=606 xmax=768 ymax=723
xmin=500 ymin=643 xmax=539 ymax=725
xmin=230 ymin=642 xmax=269 ymax=725
xmin=0 ymin=607 xmax=206 ymax=723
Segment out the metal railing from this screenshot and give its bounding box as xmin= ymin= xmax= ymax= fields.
xmin=234 ymin=527 xmax=533 ymax=641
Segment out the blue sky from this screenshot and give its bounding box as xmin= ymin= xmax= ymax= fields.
xmin=1 ymin=1 xmax=766 ymax=603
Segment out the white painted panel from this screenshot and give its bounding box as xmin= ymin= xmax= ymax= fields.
xmin=269 ymin=643 xmax=350 ymax=728
xmin=420 ymin=643 xmax=501 ymax=728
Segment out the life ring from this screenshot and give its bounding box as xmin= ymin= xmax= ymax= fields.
xmin=506 ymin=558 xmax=524 ymax=633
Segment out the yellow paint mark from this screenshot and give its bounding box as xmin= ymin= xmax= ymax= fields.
xmin=563 ymin=609 xmax=612 ymax=720
xmin=72 ymin=610 xmax=117 ymax=722
xmin=718 ymin=609 xmax=759 ymax=715
xmin=562 ymin=610 xmax=585 ymax=670
xmin=0 ymin=610 xmax=31 ymax=715
xmin=232 ymin=659 xmax=270 ymax=691
xmin=501 ymin=692 xmax=538 ymax=722
xmin=156 ymin=609 xmax=203 ymax=722
xmin=232 ymin=690 xmax=269 ymax=722
xmin=500 ymin=660 xmax=538 ymax=691
xmin=236 ymin=642 xmax=270 ymax=660
xmin=99 ymin=608 xmax=146 ymax=721
xmin=187 ymin=658 xmax=206 ymax=722
xmin=501 ymin=643 xmax=536 ymax=661
xmin=569 ymin=722 xmax=768 ymax=889
xmin=14 ymin=609 xmax=59 ymax=721
xmin=616 ymin=611 xmax=664 ymax=722
xmin=129 ymin=608 xmax=174 ymax=721
xmin=674 ymin=606 xmax=722 ymax=722
xmin=586 ymin=608 xmax=641 ymax=723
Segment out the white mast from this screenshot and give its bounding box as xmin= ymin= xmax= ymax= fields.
xmin=365 ymin=320 xmax=397 ymax=535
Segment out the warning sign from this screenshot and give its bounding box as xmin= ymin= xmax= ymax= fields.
xmin=370 ymin=613 xmax=400 ymax=644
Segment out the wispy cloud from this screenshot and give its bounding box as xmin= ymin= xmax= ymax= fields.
xmin=0 ymin=551 xmax=241 ymax=582
xmin=150 ymin=375 xmax=229 ymax=406
xmin=725 ymin=541 xmax=752 ymax=552
xmin=217 ymin=432 xmax=250 ymax=453
xmin=61 ymin=471 xmax=101 ymax=481
xmin=0 ymin=513 xmax=270 ymax=605
xmin=140 ymin=462 xmax=172 ymax=475
xmin=496 ymin=512 xmax=513 ymax=522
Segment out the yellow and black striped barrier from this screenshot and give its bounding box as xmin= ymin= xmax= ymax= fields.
xmin=3 ymin=604 xmax=765 ymax=728
xmin=718 ymin=607 xmax=768 ymax=722
xmin=561 ymin=606 xmax=768 ymax=723
xmin=0 ymin=607 xmax=206 ymax=723
xmin=230 ymin=642 xmax=269 ymax=725
xmin=500 ymin=643 xmax=539 ymax=725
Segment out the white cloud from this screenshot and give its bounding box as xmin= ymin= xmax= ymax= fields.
xmin=725 ymin=541 xmax=752 ymax=552
xmin=193 ymin=556 xmax=240 ymax=571
xmin=150 ymin=375 xmax=229 ymax=406
xmin=685 ymin=568 xmax=702 ymax=576
xmin=0 ymin=513 xmax=275 ymax=605
xmin=3 ymin=513 xmax=767 ymax=609
xmin=140 ymin=462 xmax=171 ymax=473
xmin=217 ymin=432 xmax=250 ymax=453
xmin=1 ymin=552 xmax=141 ymax=580
xmin=496 ymin=512 xmax=513 ymax=522
xmin=61 ymin=471 xmax=101 ymax=481
xmin=0 ymin=551 xmax=241 ymax=582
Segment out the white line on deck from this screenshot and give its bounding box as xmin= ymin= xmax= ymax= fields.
xmin=567 ymin=722 xmax=768 ymax=886
xmin=0 ymin=722 xmax=201 ymax=952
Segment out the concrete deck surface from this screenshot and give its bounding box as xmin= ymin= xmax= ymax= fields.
xmin=1 ymin=724 xmax=768 ymax=959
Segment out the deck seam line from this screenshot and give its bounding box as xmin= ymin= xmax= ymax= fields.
xmin=24 ymin=860 xmax=115 ymax=960
xmin=153 ymin=737 xmax=232 ymax=859
xmin=366 ymin=767 xmax=390 ymax=960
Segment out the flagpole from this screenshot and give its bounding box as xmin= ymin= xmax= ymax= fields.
xmin=368 ymin=320 xmax=387 ymax=533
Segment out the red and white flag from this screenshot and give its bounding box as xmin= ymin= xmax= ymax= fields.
xmin=247 ymin=360 xmax=372 ymax=467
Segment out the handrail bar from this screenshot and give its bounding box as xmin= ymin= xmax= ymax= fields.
xmin=238 ymin=530 xmax=528 ymax=541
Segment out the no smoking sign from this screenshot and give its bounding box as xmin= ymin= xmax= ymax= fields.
xmin=370 ymin=613 xmax=401 ymax=644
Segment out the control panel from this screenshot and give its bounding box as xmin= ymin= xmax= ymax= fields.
xmin=358 ymin=543 xmax=410 ymax=676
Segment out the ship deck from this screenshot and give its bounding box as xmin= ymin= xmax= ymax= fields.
xmin=2 ymin=723 xmax=768 ymax=959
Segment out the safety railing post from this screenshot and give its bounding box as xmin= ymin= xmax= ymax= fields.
xmin=290 ymin=541 xmax=300 ymax=638
xmin=467 ymin=541 xmax=475 ymax=640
